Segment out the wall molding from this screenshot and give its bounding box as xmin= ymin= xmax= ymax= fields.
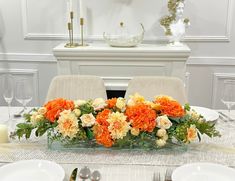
xmin=21 ymin=0 xmax=233 ymax=42
xmin=187 ymin=57 xmax=235 ymax=65
xmin=0 ymin=53 xmax=56 ymax=62
xmin=1 ymin=53 xmax=235 ymax=66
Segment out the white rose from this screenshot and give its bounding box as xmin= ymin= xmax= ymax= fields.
xmin=156 ymin=139 xmax=166 ymax=147
xmin=131 ymin=128 xmax=140 ymax=136
xmin=156 ymin=115 xmax=172 ymax=129
xmin=156 ymin=128 xmax=167 ymax=137
xmin=127 ymin=99 xmax=135 ymax=107
xmin=80 ymin=113 xmax=96 ymax=127
xmin=74 ymin=100 xmax=87 ymax=107
xmin=30 ymin=112 xmax=44 ymax=126
xmin=38 ymin=107 xmax=47 ymax=115
xmin=92 ymin=98 xmax=107 ymax=111
xmin=162 ymin=134 xmax=168 ymax=141
xmin=73 ymin=109 xmax=81 ymax=117
xmin=116 ymin=98 xmax=126 ymax=110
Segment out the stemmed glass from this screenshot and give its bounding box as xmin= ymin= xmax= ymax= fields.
xmin=221 ymin=80 xmax=235 ymax=121
xmin=15 ymin=78 xmax=33 ymax=114
xmin=2 ymin=74 xmax=14 ymax=120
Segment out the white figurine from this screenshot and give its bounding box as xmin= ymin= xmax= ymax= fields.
xmin=169 ymin=1 xmax=190 ymax=46
xmin=160 ymin=0 xmax=190 ymax=46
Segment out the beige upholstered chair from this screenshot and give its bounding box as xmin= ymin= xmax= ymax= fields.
xmin=125 ymin=76 xmax=187 ymax=104
xmin=46 ymin=75 xmax=107 ymax=102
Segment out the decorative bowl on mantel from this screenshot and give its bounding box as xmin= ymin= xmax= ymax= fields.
xmin=103 ymin=23 xmax=145 ymax=47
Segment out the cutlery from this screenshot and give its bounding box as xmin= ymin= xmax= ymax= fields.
xmin=153 ymin=172 xmax=160 ymax=181
xmin=165 ymin=168 xmax=173 ymax=181
xmin=13 ymin=108 xmax=24 ymax=118
xmin=218 ymin=111 xmax=234 ymax=121
xmin=79 ymin=166 xmax=91 ymax=181
xmin=69 ymin=168 xmax=78 ymax=181
xmin=218 ymin=111 xmax=228 ymax=122
xmin=90 ymin=170 xmax=101 ymax=181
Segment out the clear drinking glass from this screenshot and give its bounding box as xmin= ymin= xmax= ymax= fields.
xmin=221 ymin=80 xmax=235 ymax=121
xmin=15 ymin=78 xmax=33 ymax=113
xmin=2 ymin=74 xmax=14 ymax=120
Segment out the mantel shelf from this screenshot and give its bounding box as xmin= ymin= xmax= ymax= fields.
xmin=53 ymin=43 xmax=191 ymax=90
xmin=53 ymin=43 xmax=191 ymax=60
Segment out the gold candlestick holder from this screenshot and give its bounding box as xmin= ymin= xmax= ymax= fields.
xmin=78 ymin=18 xmax=88 ymax=46
xmin=65 ymin=11 xmax=79 ymax=48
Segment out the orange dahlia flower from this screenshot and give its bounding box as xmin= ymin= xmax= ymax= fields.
xmin=106 ymin=98 xmax=117 ymax=109
xmin=155 ymin=96 xmax=185 ymax=118
xmin=125 ymin=104 xmax=157 ymax=132
xmin=96 ymin=109 xmax=111 ymax=127
xmin=44 ymin=98 xmax=74 ymax=123
xmin=93 ymin=124 xmax=113 ymax=147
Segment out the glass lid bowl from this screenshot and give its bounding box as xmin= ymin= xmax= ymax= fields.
xmin=103 ymin=22 xmax=145 ymax=47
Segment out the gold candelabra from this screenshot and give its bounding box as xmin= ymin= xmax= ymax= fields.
xmin=78 ymin=17 xmax=88 ymax=46
xmin=65 ymin=11 xmax=79 ymax=48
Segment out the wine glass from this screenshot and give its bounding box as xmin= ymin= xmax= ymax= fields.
xmin=2 ymin=74 xmax=14 ymax=120
xmin=221 ymin=79 xmax=235 ymax=121
xmin=15 ymin=78 xmax=33 ymax=114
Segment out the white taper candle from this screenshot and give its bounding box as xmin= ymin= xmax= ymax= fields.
xmin=79 ymin=0 xmax=83 ymax=18
xmin=0 ymin=124 xmax=9 ymax=143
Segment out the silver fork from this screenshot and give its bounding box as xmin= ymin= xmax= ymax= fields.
xmin=153 ymin=172 xmax=160 ymax=181
xmin=165 ymin=168 xmax=173 ymax=181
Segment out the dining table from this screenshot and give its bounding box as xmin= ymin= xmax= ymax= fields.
xmin=0 ymin=106 xmax=235 ymax=181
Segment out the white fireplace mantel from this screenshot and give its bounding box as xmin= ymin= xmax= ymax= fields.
xmin=53 ymin=43 xmax=191 ymax=90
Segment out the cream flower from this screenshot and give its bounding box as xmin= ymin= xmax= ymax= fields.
xmin=145 ymin=101 xmax=161 ymax=110
xmin=154 ymin=95 xmax=175 ymax=101
xmin=131 ymin=128 xmax=140 ymax=136
xmin=73 ymin=109 xmax=81 ymax=117
xmin=80 ymin=113 xmax=96 ymax=127
xmin=57 ymin=111 xmax=78 ymax=138
xmin=162 ymin=134 xmax=168 ymax=141
xmin=116 ymin=98 xmax=126 ymax=111
xmin=187 ymin=125 xmax=197 ymax=142
xmin=156 ymin=128 xmax=167 ymax=137
xmin=92 ymin=98 xmax=107 ymax=111
xmin=156 ymin=115 xmax=172 ymax=129
xmin=127 ymin=93 xmax=145 ymax=106
xmin=187 ymin=109 xmax=202 ymax=120
xmin=59 ymin=110 xmax=72 ymax=116
xmin=107 ymin=112 xmax=130 ymax=140
xmin=38 ymin=107 xmax=47 ymax=115
xmin=30 ymin=112 xmax=44 ymax=126
xmin=156 ymin=139 xmax=166 ymax=147
xmin=74 ymin=100 xmax=87 ymax=107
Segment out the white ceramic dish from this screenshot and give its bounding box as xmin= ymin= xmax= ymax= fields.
xmin=190 ymin=106 xmax=219 ymax=121
xmin=172 ymin=162 xmax=235 ymax=181
xmin=0 ymin=159 xmax=65 ymax=181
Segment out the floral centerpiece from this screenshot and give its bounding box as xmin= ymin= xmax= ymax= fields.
xmin=14 ymin=93 xmax=220 ymax=150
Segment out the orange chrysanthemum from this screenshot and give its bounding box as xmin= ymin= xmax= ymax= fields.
xmin=44 ymin=98 xmax=74 ymax=123
xmin=155 ymin=96 xmax=185 ymax=118
xmin=96 ymin=109 xmax=111 ymax=127
xmin=93 ymin=124 xmax=113 ymax=147
xmin=106 ymin=98 xmax=117 ymax=109
xmin=125 ymin=104 xmax=157 ymax=132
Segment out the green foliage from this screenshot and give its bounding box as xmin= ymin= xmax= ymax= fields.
xmin=79 ymin=101 xmax=95 ymax=115
xmin=15 ymin=123 xmax=35 ymax=139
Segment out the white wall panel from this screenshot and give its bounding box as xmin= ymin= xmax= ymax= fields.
xmin=0 ymin=0 xmax=235 ymax=108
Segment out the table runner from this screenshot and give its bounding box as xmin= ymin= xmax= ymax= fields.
xmin=0 ymin=118 xmax=235 ymax=166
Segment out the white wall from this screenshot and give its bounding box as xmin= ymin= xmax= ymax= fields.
xmin=0 ymin=0 xmax=235 ymax=108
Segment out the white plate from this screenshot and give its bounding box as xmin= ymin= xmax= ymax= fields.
xmin=172 ymin=162 xmax=235 ymax=181
xmin=190 ymin=106 xmax=219 ymax=121
xmin=0 ymin=159 xmax=65 ymax=181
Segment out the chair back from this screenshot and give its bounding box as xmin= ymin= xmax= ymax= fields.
xmin=46 ymin=75 xmax=107 ymax=102
xmin=125 ymin=76 xmax=187 ymax=104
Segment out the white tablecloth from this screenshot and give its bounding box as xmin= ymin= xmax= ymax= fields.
xmin=0 ymin=107 xmax=235 ymax=181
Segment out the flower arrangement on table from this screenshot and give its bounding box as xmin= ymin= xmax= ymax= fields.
xmin=14 ymin=93 xmax=220 ymax=150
